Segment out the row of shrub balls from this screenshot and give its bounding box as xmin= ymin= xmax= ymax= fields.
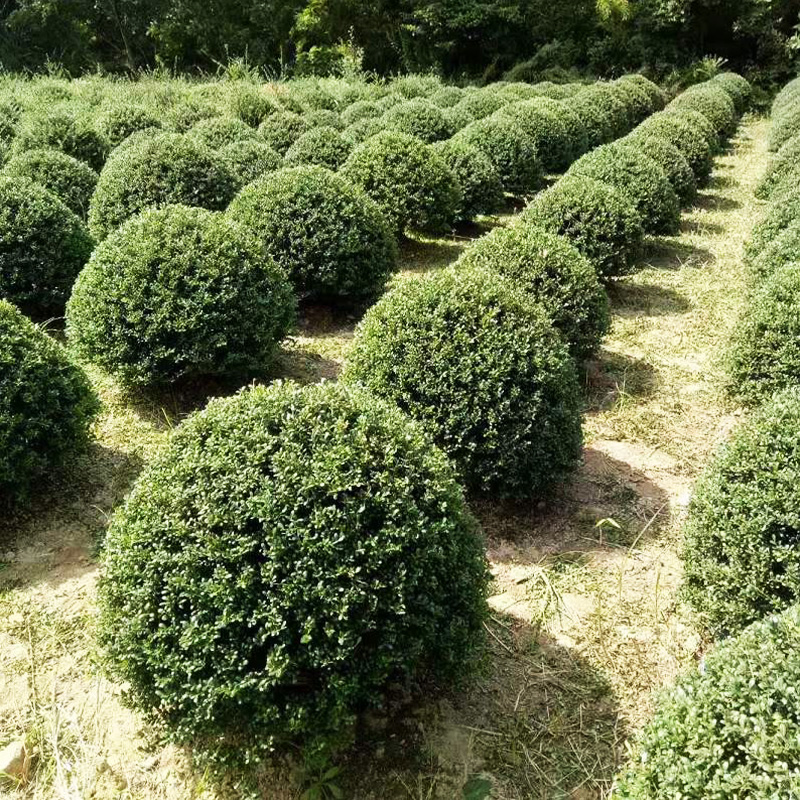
xmin=614 ymin=79 xmax=800 ymax=799
xmin=0 ymin=72 xmax=750 ymax=771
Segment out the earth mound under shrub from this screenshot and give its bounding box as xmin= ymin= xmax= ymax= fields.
xmin=97 ymin=379 xmax=488 ymax=762
xmin=0 ymin=175 xmax=95 ymax=308
xmin=0 ymin=300 xmax=98 ymax=505
xmin=521 ymin=174 xmax=644 ymax=279
xmin=229 ymin=165 xmax=397 ymax=303
xmin=342 ymin=265 xmax=583 ymax=498
xmin=67 ymin=205 xmax=295 ymax=387
xmin=88 ymin=132 xmax=238 ymax=240
xmin=614 ymin=603 xmax=800 ymax=799
xmin=456 ymin=225 xmax=610 ymax=360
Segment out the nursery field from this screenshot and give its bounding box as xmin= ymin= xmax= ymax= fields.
xmin=3 ymin=68 xmax=800 ymax=800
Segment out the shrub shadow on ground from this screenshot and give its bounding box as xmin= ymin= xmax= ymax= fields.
xmin=641 ymin=237 xmax=716 ymax=271
xmin=607 ymin=281 xmax=691 ymax=317
xmin=584 ymin=349 xmax=661 ymax=408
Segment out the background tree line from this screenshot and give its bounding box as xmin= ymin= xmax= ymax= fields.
xmin=1 ymin=0 xmax=799 ymax=86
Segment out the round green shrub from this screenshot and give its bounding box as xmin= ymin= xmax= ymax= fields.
xmin=747 ymin=218 xmax=800 ymax=283
xmin=187 ymin=116 xmax=260 ymax=150
xmin=219 ymin=139 xmax=283 ymax=185
xmin=622 ymin=133 xmax=697 ymax=205
xmin=258 ymin=111 xmax=312 ymax=154
xmin=726 ymin=263 xmax=800 ymax=404
xmin=682 ymin=388 xmax=800 ymax=634
xmin=617 ymin=74 xmax=666 ymax=111
xmin=381 ymin=98 xmax=454 ymax=143
xmin=711 ymin=72 xmax=752 ymax=114
xmin=533 ymin=82 xmax=583 ymax=100
xmin=669 ymin=84 xmax=737 ymax=136
xmin=2 ymin=148 xmax=98 ymax=218
xmin=500 ymin=100 xmax=572 ymax=173
xmin=0 ymin=176 xmax=94 ymax=308
xmin=341 ymin=131 xmax=461 ymax=235
xmin=430 ymin=138 xmax=505 ymax=222
xmin=521 ymin=174 xmax=644 ymax=279
xmin=341 ymin=100 xmax=382 ymax=125
xmin=284 ymin=126 xmax=352 ymax=170
xmin=88 ymin=132 xmax=238 ymax=240
xmin=453 ymin=91 xmax=507 ymax=121
xmin=67 ymin=205 xmax=295 ymax=388
xmin=456 ymin=225 xmax=610 ymax=359
xmin=13 ymin=105 xmax=109 ymax=171
xmin=391 ymin=74 xmax=443 ymax=99
xmin=745 ymin=187 xmax=800 ymax=264
xmin=441 ymin=103 xmax=476 ymax=133
xmin=664 ymin=107 xmax=721 ymax=153
xmin=95 ymin=103 xmax=162 ymax=148
xmin=635 ymin=112 xmax=714 ymax=183
xmin=165 ymin=95 xmax=220 ymax=132
xmin=610 ymin=79 xmax=653 ymax=125
xmin=564 ymin=91 xmax=615 ymax=150
xmin=304 ymin=109 xmax=343 ymax=130
xmin=341 ymin=117 xmax=385 ymax=145
xmin=498 ymin=83 xmax=541 ymax=102
xmin=97 ymin=379 xmax=488 ymax=761
xmin=580 ymin=85 xmax=631 ymax=137
xmin=770 ymin=104 xmax=800 ymax=152
xmin=343 ymin=265 xmax=583 ymax=498
xmin=568 ymin=142 xmax=680 ymax=235
xmin=614 ymin=603 xmax=800 ymax=799
xmin=229 ymin=166 xmax=397 ymax=302
xmin=756 ymin=134 xmax=800 ymax=199
xmin=0 ymin=300 xmax=98 ymax=506
xmin=430 ymin=86 xmax=465 ymax=108
xmin=454 ymin=115 xmax=541 ymax=194
xmin=226 ymin=86 xmax=280 ymax=127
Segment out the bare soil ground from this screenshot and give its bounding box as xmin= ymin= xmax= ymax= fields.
xmin=0 ymin=116 xmax=768 ymax=799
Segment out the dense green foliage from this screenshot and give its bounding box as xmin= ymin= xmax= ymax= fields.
xmin=1 ymin=148 xmax=98 ymax=218
xmin=756 ymin=134 xmax=800 ymax=199
xmin=94 ymin=104 xmax=163 ymax=147
xmin=284 ymin=126 xmax=352 ymax=169
xmin=500 ymin=100 xmax=573 ymax=173
xmin=258 ymin=111 xmax=312 ymax=154
xmin=748 ymin=218 xmax=800 ymax=281
xmin=187 ymin=116 xmax=261 ymax=150
xmin=0 ymin=300 xmax=98 ymax=506
xmin=229 ymin=166 xmax=397 ymax=302
xmin=0 ymin=175 xmax=94 ymax=308
xmin=67 ymin=205 xmax=295 ymax=387
xmin=88 ymin=132 xmax=238 ymax=240
xmin=669 ymin=84 xmax=738 ymax=136
xmin=381 ymin=99 xmax=453 ymax=143
xmin=614 ymin=604 xmax=800 ymax=798
xmin=682 ymin=389 xmax=800 ymax=634
xmin=219 ymin=139 xmax=283 ymax=185
xmin=98 ymin=380 xmax=488 ymax=761
xmin=746 ymin=187 xmax=800 ymax=263
xmin=341 ymin=131 xmax=461 ymax=235
xmin=635 ymin=112 xmax=715 ymax=183
xmin=343 ymin=265 xmax=583 ymax=498
xmin=621 ymin=134 xmax=697 ymax=205
xmin=521 ymin=174 xmax=644 ymax=279
xmin=726 ymin=263 xmax=800 ymax=405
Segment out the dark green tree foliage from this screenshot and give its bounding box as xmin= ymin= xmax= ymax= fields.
xmin=343 ymin=265 xmax=583 ymax=498
xmin=634 ymin=112 xmax=714 ymax=183
xmin=522 ymin=174 xmax=644 ymax=279
xmin=228 ymin=165 xmax=397 ymax=302
xmin=341 ymin=131 xmax=461 ymax=235
xmin=67 ymin=205 xmax=295 ymax=387
xmin=568 ymin=141 xmax=680 ymax=235
xmin=430 ymin=138 xmax=504 ymax=222
xmin=454 ymin=115 xmax=540 ymax=194
xmin=0 ymin=176 xmax=94 ymax=309
xmin=2 ymin=148 xmax=98 ymax=218
xmin=219 ymin=139 xmax=283 ymax=185
xmin=614 ymin=604 xmax=800 ymax=799
xmin=284 ymin=126 xmax=352 ymax=169
xmin=381 ymin=99 xmax=454 ymax=143
xmin=0 ymin=300 xmax=98 ymax=506
xmin=97 ymin=380 xmax=488 ymax=761
xmin=88 ymin=132 xmax=238 ymax=240
xmin=622 ymin=133 xmax=697 ymax=205
xmin=682 ymin=389 xmax=800 ymax=635
xmin=456 ymin=225 xmax=610 ymax=360
xmin=726 ymin=263 xmax=800 ymax=405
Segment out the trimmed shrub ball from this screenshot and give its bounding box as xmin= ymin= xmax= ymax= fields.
xmin=747 ymin=219 xmax=800 ymax=282
xmin=97 ymin=380 xmax=489 ymax=761
xmin=622 ymin=132 xmax=697 ymax=206
xmin=431 ymin=138 xmax=504 ymax=222
xmin=745 ymin=187 xmax=800 ymax=264
xmin=88 ymin=132 xmax=238 ymax=240
xmin=664 ymin=107 xmax=721 ymax=154
xmin=726 ymin=263 xmax=800 ymax=405
xmin=219 ymin=140 xmax=283 ymax=185
xmin=454 ymin=115 xmax=541 ymax=194
xmin=579 ymin=85 xmax=631 ymax=137
xmin=564 ymin=92 xmax=614 ymax=150
xmin=229 ymin=166 xmax=397 ymax=303
xmin=341 ymin=131 xmax=461 ymax=235
xmin=430 ymin=86 xmax=465 ymax=108
xmin=614 ymin=604 xmax=800 ymax=799
xmin=755 ymin=134 xmax=800 ymax=199
xmin=284 ymin=126 xmax=352 ymax=170
xmin=453 ymin=91 xmax=507 ymax=121
xmin=711 ymin=72 xmax=752 ymax=114
xmin=2 ymin=148 xmax=99 ymax=218
xmin=610 ymin=79 xmax=653 ymax=125
xmin=165 ymin=96 xmax=220 ymax=133
xmin=568 ymin=142 xmax=681 ymax=234
xmin=500 ymin=100 xmax=572 ymax=173
xmin=13 ymin=105 xmax=109 ymax=171
xmin=258 ymin=111 xmax=312 ymax=155
xmin=0 ymin=176 xmax=94 ymax=309
xmin=341 ymin=100 xmax=382 ymax=125
xmin=670 ymin=84 xmax=737 ymax=136
xmin=95 ymin=104 xmax=162 ymax=148
xmin=635 ymin=112 xmax=714 ymax=183
xmin=226 ymin=86 xmax=280 ymax=127
xmin=770 ymin=104 xmax=800 ymax=152
xmin=442 ymin=103 xmax=476 ymax=134
xmin=618 ymin=74 xmax=667 ymax=111
xmin=303 ymin=109 xmax=343 ymax=130
xmin=0 ymin=300 xmax=98 ymax=506
xmin=456 ymin=225 xmax=610 ymax=360
xmin=187 ymin=116 xmax=261 ymax=150
xmin=67 ymin=205 xmax=295 ymax=388
xmin=381 ymin=99 xmax=453 ymax=143
xmin=341 ymin=117 xmax=385 ymax=145
xmin=521 ymin=174 xmax=644 ymax=279
xmin=682 ymin=388 xmax=800 ymax=634
xmin=342 ymin=265 xmax=583 ymax=498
